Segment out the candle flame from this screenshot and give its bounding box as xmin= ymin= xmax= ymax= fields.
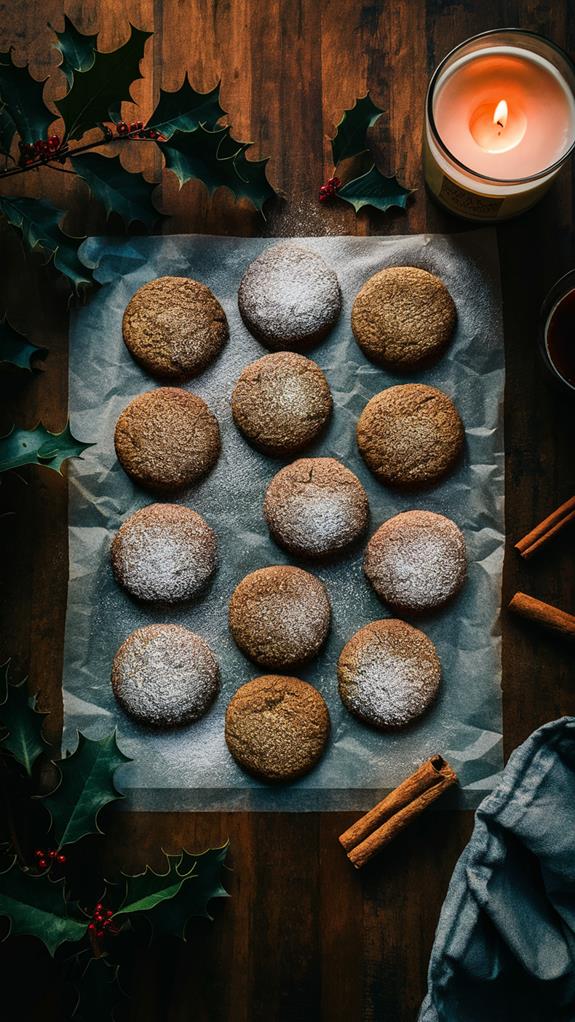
xmin=493 ymin=99 xmax=508 ymax=130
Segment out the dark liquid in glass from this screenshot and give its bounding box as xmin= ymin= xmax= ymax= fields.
xmin=546 ymin=288 xmax=575 ymax=388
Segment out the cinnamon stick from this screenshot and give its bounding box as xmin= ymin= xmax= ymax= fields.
xmin=339 ymin=755 xmax=458 ymax=870
xmin=509 ymin=591 xmax=575 ymax=641
xmin=515 ymin=495 xmax=575 ymax=559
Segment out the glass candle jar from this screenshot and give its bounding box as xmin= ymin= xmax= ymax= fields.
xmin=539 ymin=270 xmax=575 ymax=397
xmin=423 ymin=29 xmax=575 ymax=221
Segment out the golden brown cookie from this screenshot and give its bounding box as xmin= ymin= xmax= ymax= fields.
xmin=338 ymin=619 xmax=441 ymax=730
xmin=225 ymin=674 xmax=330 ymax=781
xmin=364 ymin=510 xmax=466 ymax=613
xmin=228 ymin=565 xmax=331 ymax=668
xmin=122 ymin=276 xmax=228 ymax=380
xmin=238 ymin=242 xmax=342 ymax=350
xmin=352 ymin=266 xmax=456 ymax=370
xmin=114 ymin=387 xmax=220 ymax=492
xmin=111 ymin=503 xmax=217 ymax=603
xmin=231 ymin=351 xmax=332 ymax=455
xmin=263 ymin=457 xmax=369 ymax=558
xmin=112 ymin=624 xmax=219 ymax=728
xmin=356 ymin=383 xmax=464 ymax=488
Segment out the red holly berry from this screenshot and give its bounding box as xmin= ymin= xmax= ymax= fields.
xmin=327 ymin=176 xmax=340 ymax=189
xmin=146 ymin=128 xmax=158 ymax=139
xmin=106 ymin=909 xmax=113 ymax=917
xmin=88 ymin=922 xmax=95 ymax=931
xmin=116 ymin=121 xmax=129 ymax=136
xmin=38 ymin=858 xmax=47 ymax=869
xmin=34 ymin=849 xmax=43 ymax=857
xmin=57 ymin=853 xmax=66 ymax=864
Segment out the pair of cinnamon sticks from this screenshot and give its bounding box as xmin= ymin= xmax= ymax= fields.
xmin=339 ymin=755 xmax=457 ymax=869
xmin=510 ymin=495 xmax=575 ymax=642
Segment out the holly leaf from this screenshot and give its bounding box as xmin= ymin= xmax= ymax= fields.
xmin=147 ymin=75 xmax=223 ymax=138
xmin=0 ymin=421 xmax=94 ymax=475
xmin=0 ymin=318 xmax=47 ymax=371
xmin=337 ymin=163 xmax=412 ymax=214
xmin=331 ymin=94 xmax=384 ymax=166
xmin=0 ymin=49 xmax=53 ymax=148
xmin=0 ymin=860 xmax=87 ymax=955
xmin=160 ymin=124 xmax=276 ymax=214
xmin=51 ymin=15 xmax=98 ymax=88
xmin=149 ymin=844 xmax=230 ymax=936
xmin=43 ymin=732 xmax=131 ymax=850
xmin=0 ymin=195 xmax=94 ymax=289
xmin=114 ymin=844 xmax=229 ymax=938
xmin=55 ymin=25 xmax=151 ymax=141
xmin=72 ymin=956 xmax=124 ymax=1022
xmin=0 ymin=663 xmax=48 ymax=775
xmin=73 ymin=153 xmax=160 ymax=228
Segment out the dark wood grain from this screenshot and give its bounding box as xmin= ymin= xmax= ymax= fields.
xmin=1 ymin=2 xmax=574 ymax=1019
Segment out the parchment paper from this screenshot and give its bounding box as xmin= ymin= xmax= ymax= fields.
xmin=64 ymin=230 xmax=504 ymax=811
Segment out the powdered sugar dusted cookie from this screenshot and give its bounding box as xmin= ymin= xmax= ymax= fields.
xmin=338 ymin=619 xmax=441 ymax=730
xmin=364 ymin=510 xmax=466 ymax=613
xmin=238 ymin=242 xmax=342 ymax=350
xmin=112 ymin=624 xmax=219 ymax=728
xmin=264 ymin=457 xmax=368 ymax=558
xmin=111 ymin=503 xmax=217 ymax=603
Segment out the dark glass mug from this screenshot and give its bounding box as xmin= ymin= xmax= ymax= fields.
xmin=539 ymin=269 xmax=575 ymax=396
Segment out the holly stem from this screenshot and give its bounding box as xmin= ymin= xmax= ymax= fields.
xmin=0 ymin=130 xmax=162 ymax=181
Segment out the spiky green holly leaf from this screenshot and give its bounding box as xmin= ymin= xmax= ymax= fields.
xmin=331 ymin=94 xmax=384 ymax=166
xmin=72 ymin=153 xmax=160 ymax=228
xmin=0 ymin=421 xmax=94 ymax=475
xmin=337 ymin=163 xmax=412 ymax=214
xmin=160 ymin=124 xmax=276 ymax=214
xmin=0 ymin=49 xmax=53 ymax=148
xmin=0 ymin=195 xmax=94 ymax=289
xmin=0 ymin=860 xmax=87 ymax=955
xmin=72 ymin=956 xmax=124 ymax=1022
xmin=0 ymin=663 xmax=48 ymax=775
xmin=43 ymin=732 xmax=131 ymax=850
xmin=147 ymin=75 xmax=223 ymax=138
xmin=55 ymin=25 xmax=151 ymax=141
xmin=0 ymin=318 xmax=47 ymax=371
xmin=51 ymin=15 xmax=98 ymax=88
xmin=114 ymin=844 xmax=229 ymax=937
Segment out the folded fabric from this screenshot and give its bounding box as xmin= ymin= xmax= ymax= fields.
xmin=420 ymin=717 xmax=575 ymax=1022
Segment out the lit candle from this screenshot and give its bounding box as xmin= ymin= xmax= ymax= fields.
xmin=424 ymin=30 xmax=575 ymax=221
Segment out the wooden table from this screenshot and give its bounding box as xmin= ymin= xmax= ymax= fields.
xmin=1 ymin=2 xmax=574 ymax=1019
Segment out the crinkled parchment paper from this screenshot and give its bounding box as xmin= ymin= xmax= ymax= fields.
xmin=64 ymin=230 xmax=504 ymax=811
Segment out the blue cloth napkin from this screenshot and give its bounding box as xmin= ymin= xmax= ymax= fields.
xmin=420 ymin=717 xmax=575 ymax=1022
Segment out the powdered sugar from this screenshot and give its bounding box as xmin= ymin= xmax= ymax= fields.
xmin=111 ymin=504 xmax=216 ymax=603
xmin=112 ymin=624 xmax=219 ymax=727
xmin=238 ymin=242 xmax=342 ymax=348
xmin=364 ymin=511 xmax=466 ymax=611
xmin=338 ymin=620 xmax=441 ymax=728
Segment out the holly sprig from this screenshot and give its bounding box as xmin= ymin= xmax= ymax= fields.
xmin=320 ymin=94 xmax=412 ymax=215
xmin=0 ymin=18 xmax=277 ymax=292
xmin=0 ymin=662 xmax=230 ymax=1016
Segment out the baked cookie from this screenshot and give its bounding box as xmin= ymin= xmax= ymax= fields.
xmin=356 ymin=383 xmax=464 ymax=488
xmin=225 ymin=674 xmax=330 ymax=781
xmin=228 ymin=565 xmax=331 ymax=668
xmin=352 ymin=266 xmax=456 ymax=370
xmin=338 ymin=619 xmax=441 ymax=730
xmin=264 ymin=457 xmax=369 ymax=558
xmin=114 ymin=387 xmax=220 ymax=492
xmin=231 ymin=351 xmax=332 ymax=455
xmin=111 ymin=503 xmax=217 ymax=603
xmin=364 ymin=510 xmax=466 ymax=614
xmin=238 ymin=242 xmax=342 ymax=350
xmin=122 ymin=276 xmax=228 ymax=380
xmin=111 ymin=624 xmax=219 ymax=728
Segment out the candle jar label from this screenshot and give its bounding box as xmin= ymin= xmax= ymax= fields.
xmin=438 ymin=175 xmax=504 ymax=219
